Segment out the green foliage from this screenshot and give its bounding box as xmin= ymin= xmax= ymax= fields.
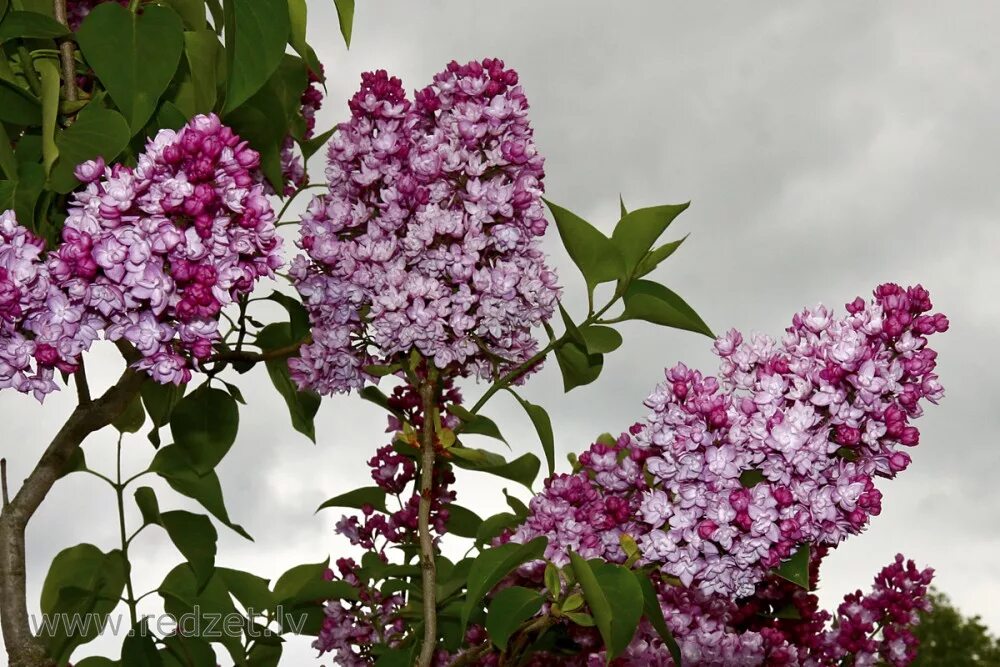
xmin=257 ymin=322 xmax=321 ymax=442
xmin=507 ymin=389 xmax=555 ymax=476
xmin=169 ymin=385 xmax=240 ymax=474
xmin=333 ymin=0 xmax=355 ymax=47
xmin=49 ymin=107 xmax=130 ymax=193
xmin=76 ymin=4 xmax=186 ymax=132
xmin=772 ymin=543 xmax=811 ymax=589
xmin=568 ymin=553 xmax=645 ymax=662
xmin=487 ymin=586 xmax=545 ymax=650
xmin=620 ymin=280 xmax=714 ymax=337
xmin=40 ymin=544 xmax=126 ymax=661
xmin=317 ymin=486 xmax=388 ymax=514
xmin=222 ymin=0 xmax=290 ymax=113
xmin=449 ymin=446 xmax=541 ymax=490
xmin=912 ymin=589 xmax=1000 ymax=665
xmin=546 ymin=198 xmax=626 ymax=298
xmin=460 ymin=537 xmax=547 ymax=633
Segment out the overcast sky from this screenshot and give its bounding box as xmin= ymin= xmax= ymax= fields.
xmin=2 ymin=1 xmax=999 ymax=663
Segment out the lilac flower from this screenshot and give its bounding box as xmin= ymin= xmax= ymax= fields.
xmin=290 ymin=59 xmax=559 ymax=395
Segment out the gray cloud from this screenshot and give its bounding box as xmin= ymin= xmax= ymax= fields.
xmin=3 ymin=1 xmax=998 ymax=662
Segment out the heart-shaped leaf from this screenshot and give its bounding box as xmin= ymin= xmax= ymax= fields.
xmin=77 ymin=3 xmax=184 ymax=132
xmin=50 ymin=106 xmax=130 ymax=193
xmin=222 ymin=0 xmax=290 ymax=113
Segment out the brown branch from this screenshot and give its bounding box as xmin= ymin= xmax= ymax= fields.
xmin=1 ymin=459 xmax=8 ymax=508
xmin=74 ymin=361 xmax=90 ymax=404
xmin=416 ymin=373 xmax=439 ymax=667
xmin=52 ymin=0 xmax=78 ymax=103
xmin=209 ymin=338 xmax=308 ymax=364
xmin=0 ymin=367 xmax=144 ymax=667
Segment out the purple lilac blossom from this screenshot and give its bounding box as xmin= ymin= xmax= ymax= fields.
xmin=512 ymin=284 xmax=947 ymax=600
xmin=289 ymin=59 xmax=559 ymax=395
xmin=0 ymin=114 xmax=282 ymax=398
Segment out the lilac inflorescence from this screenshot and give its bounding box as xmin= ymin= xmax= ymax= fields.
xmin=289 ymin=59 xmax=559 ymax=395
xmin=513 ymin=284 xmax=946 ymax=600
xmin=0 ymin=114 xmax=282 ymax=398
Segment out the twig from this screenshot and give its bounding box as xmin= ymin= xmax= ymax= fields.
xmin=52 ymin=0 xmax=78 ymax=103
xmin=416 ymin=371 xmax=439 ymax=667
xmin=74 ymin=360 xmax=90 ymax=404
xmin=209 ymin=337 xmax=308 ymax=364
xmin=0 ymin=367 xmax=145 ymax=667
xmin=1 ymin=459 xmax=9 ymax=508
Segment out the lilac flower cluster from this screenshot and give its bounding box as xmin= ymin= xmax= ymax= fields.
xmin=279 ymin=68 xmax=325 ymax=195
xmin=514 ymin=284 xmax=947 ymax=601
xmin=289 ymin=59 xmax=559 ymax=395
xmin=0 ymin=114 xmax=281 ymax=397
xmin=0 ymin=212 xmax=94 ymax=399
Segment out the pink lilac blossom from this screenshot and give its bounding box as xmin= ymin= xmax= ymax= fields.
xmin=0 ymin=115 xmax=281 ymax=398
xmin=289 ymin=59 xmax=559 ymax=395
xmin=513 ymin=283 xmax=947 ymax=602
xmin=0 ymin=211 xmax=96 ymax=400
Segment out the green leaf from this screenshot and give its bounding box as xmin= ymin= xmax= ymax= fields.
xmin=134 ymin=486 xmax=161 ymax=527
xmin=40 ymin=544 xmax=126 ymax=662
xmin=545 ymin=198 xmax=625 ymax=296
xmin=266 ymin=290 xmax=310 ymax=341
xmin=141 ymin=379 xmax=186 ymax=447
xmin=3 ymin=162 xmax=44 ymax=229
xmin=634 ymin=236 xmax=687 ymax=278
xmin=286 ymin=0 xmax=321 ymax=73
xmin=182 ymin=29 xmax=222 ymax=114
xmin=159 ymin=635 xmax=216 ymax=667
xmin=566 ymin=611 xmax=595 ymax=626
xmin=77 ymin=3 xmax=185 ymax=132
xmin=0 ymin=10 xmax=69 ymax=43
xmin=568 ymin=553 xmax=611 ymax=657
xmin=223 ymin=0 xmax=290 ymax=113
xmin=579 ymin=325 xmax=623 ymax=355
xmin=450 ymin=447 xmax=540 ymax=491
xmin=554 ymin=341 xmax=603 ymax=392
xmin=58 ymin=447 xmax=87 ymax=479
xmin=637 ymin=573 xmax=682 ymax=666
xmin=75 ymin=658 xmax=120 ymax=667
xmin=218 ymin=568 xmax=275 ymax=612
xmin=50 ymin=106 xmax=131 ymax=193
xmin=739 ymin=468 xmax=766 ymax=488
xmin=460 ymin=537 xmax=547 ymax=633
xmin=569 ymin=558 xmax=645 ymax=661
xmin=158 ymin=565 xmax=245 ymax=664
xmin=486 ymin=586 xmax=544 ymax=650
xmin=621 ymin=279 xmax=714 ymax=338
xmin=448 ymin=404 xmax=507 ymax=445
xmin=506 ymin=389 xmax=555 ymax=477
xmin=0 ymin=79 xmax=40 ymax=125
xmin=163 ymin=0 xmax=206 ymax=30
xmin=445 ymin=503 xmax=483 ymax=539
xmin=611 ymin=203 xmax=689 ymax=270
xmin=247 ymin=643 xmax=282 ymax=667
xmin=619 ymin=194 xmax=628 ymax=219
xmin=150 ymin=445 xmax=251 ymax=539
xmin=359 ymin=385 xmax=401 ymax=418
xmin=544 ymin=562 xmax=561 ymax=598
xmin=273 ymin=559 xmax=357 ymax=606
xmin=257 ymin=318 xmax=320 ymax=443
xmin=121 ymin=619 xmax=163 ymax=667
xmin=773 ymin=543 xmax=811 ymax=590
xmin=37 ymin=59 xmax=59 ymax=174
xmin=316 ymin=486 xmax=387 ymax=514
xmin=333 ymin=0 xmax=354 ymax=47
xmin=503 ymin=488 xmax=529 ymax=518
xmin=112 ymin=393 xmax=145 ymax=433
xmin=161 ymin=510 xmax=218 ymax=590
xmin=301 ymin=125 xmax=335 ymax=162
xmin=475 ymin=511 xmax=519 ymax=547
xmin=169 ymin=385 xmax=239 ymax=474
